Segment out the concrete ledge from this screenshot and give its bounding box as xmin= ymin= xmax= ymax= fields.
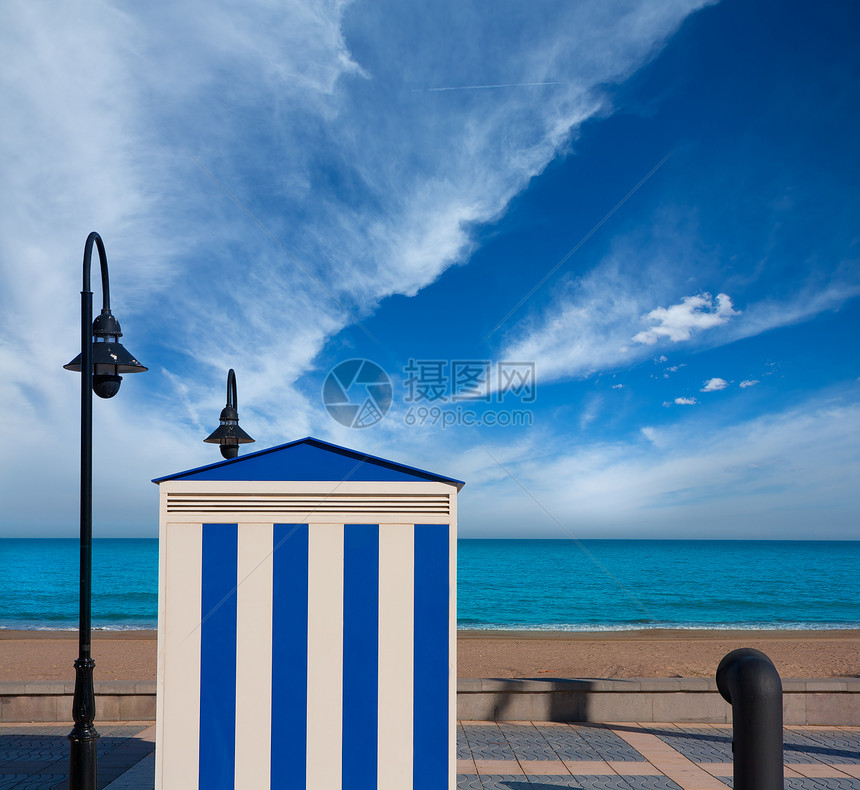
xmin=3 ymin=678 xmax=858 ymax=724
xmin=457 ymin=678 xmax=860 ymax=725
xmin=0 ymin=682 xmax=156 ymax=723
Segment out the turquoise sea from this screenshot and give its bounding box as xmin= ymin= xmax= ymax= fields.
xmin=0 ymin=538 xmax=858 ymax=631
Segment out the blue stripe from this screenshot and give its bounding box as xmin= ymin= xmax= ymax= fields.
xmin=199 ymin=523 xmax=238 ymax=790
xmin=271 ymin=524 xmax=309 ymax=789
xmin=413 ymin=524 xmax=449 ymax=790
xmin=342 ymin=524 xmax=379 ymax=790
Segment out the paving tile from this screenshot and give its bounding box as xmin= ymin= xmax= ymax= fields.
xmin=0 ymin=728 xmax=68 ymax=736
xmin=99 ymin=726 xmax=149 ymax=739
xmin=103 ymin=753 xmax=156 ymax=790
xmin=519 ymin=761 xmax=572 ymax=776
xmin=785 ymin=730 xmax=860 ymax=765
xmin=645 ymin=727 xmax=733 ymax=764
xmin=475 ymin=760 xmax=523 ymax=775
xmin=0 ymin=748 xmax=63 ymax=765
xmin=621 ymin=779 xmax=684 ymax=790
xmin=460 ymin=724 xmax=475 ymax=759
xmin=536 ymin=725 xmax=603 ymax=762
xmin=0 ymin=775 xmax=67 ymax=790
xmin=457 ymin=775 xmax=484 ymax=790
xmin=477 ymin=775 xmax=534 ymax=790
xmin=692 ymin=763 xmax=732 ymax=777
xmin=568 ymin=777 xmax=637 ymax=790
xmin=522 ymin=778 xmax=585 ymax=788
xmin=560 ymin=761 xmax=615 ymax=775
xmin=463 ymin=724 xmax=519 ymax=760
xmin=0 ymin=761 xmax=62 ymax=774
xmin=607 ymin=763 xmax=663 ymax=776
xmin=499 ymin=724 xmax=561 ymax=762
xmin=573 ymin=726 xmax=645 ymax=762
xmin=690 ymin=773 xmax=860 ymax=789
xmin=780 ymin=781 xmax=860 ymax=790
xmin=789 ymin=763 xmax=860 ymax=779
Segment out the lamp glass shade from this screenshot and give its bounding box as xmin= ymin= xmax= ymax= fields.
xmin=64 ymin=341 xmax=148 ymax=375
xmin=204 ymin=423 xmax=255 ymax=445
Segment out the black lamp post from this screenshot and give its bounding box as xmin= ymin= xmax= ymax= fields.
xmin=63 ymin=232 xmax=147 ymax=790
xmin=204 ymin=368 xmax=255 ymax=458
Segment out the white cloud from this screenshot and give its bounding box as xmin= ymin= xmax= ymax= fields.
xmin=497 ymin=231 xmax=858 ymax=390
xmin=499 ymin=270 xmax=739 ymax=392
xmin=640 ymin=426 xmax=660 ymax=445
xmin=701 ymin=377 xmax=728 ymax=392
xmin=633 ymin=292 xmax=739 ymax=345
xmin=663 ymin=364 xmax=686 ymax=378
xmin=579 ymin=395 xmax=604 ymax=430
xmin=0 ymin=0 xmax=715 ymax=533
xmin=612 ymin=383 xmax=624 ymax=389
xmin=674 ymin=396 xmax=697 ymax=405
xmin=740 ymin=379 xmax=759 ymax=388
xmin=718 ymin=280 xmax=860 ymax=347
xmin=457 ymin=396 xmax=860 ymax=539
xmin=498 ymin=258 xmax=663 ymax=386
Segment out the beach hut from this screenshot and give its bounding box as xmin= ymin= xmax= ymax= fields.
xmin=152 ymin=437 xmax=463 ymax=790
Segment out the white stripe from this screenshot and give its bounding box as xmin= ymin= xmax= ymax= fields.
xmin=154 ymin=500 xmax=168 ymax=790
xmin=159 ymin=523 xmax=202 ymax=790
xmin=234 ymin=523 xmax=274 ymax=790
xmin=306 ymin=523 xmax=344 ymax=789
xmin=377 ymin=524 xmax=415 ymax=789
xmin=448 ymin=523 xmax=457 ymax=790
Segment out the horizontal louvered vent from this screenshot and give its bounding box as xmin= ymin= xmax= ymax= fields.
xmin=167 ymin=492 xmax=450 ymax=516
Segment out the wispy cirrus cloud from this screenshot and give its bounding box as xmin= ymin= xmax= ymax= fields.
xmin=0 ymin=0 xmax=715 ymax=533
xmin=457 ymin=395 xmax=860 ymax=539
xmin=498 ymin=253 xmax=859 ymax=390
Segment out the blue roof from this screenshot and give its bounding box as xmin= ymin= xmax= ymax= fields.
xmin=152 ymin=436 xmax=464 ymax=490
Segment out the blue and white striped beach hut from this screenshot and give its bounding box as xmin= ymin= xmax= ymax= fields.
xmin=152 ymin=437 xmax=463 ymax=790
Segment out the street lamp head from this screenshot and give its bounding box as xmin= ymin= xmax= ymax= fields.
xmin=64 ymin=309 xmax=148 ymax=398
xmin=204 ymin=410 xmax=255 ymax=458
xmin=204 ymin=369 xmax=255 ymax=458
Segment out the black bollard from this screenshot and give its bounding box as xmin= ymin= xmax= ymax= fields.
xmin=716 ymin=648 xmax=783 ymax=790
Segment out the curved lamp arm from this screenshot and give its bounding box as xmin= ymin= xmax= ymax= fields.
xmin=65 ymin=232 xmax=147 ymax=398
xmin=227 ymin=368 xmax=238 ymax=410
xmin=82 ymin=231 xmax=111 ymax=311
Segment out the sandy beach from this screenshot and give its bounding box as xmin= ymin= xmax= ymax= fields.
xmin=457 ymin=629 xmax=860 ymax=679
xmin=1 ymin=628 xmax=857 ymax=681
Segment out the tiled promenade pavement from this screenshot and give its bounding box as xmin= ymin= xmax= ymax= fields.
xmin=457 ymin=722 xmax=860 ymax=789
xmin=0 ymin=723 xmax=154 ymax=790
xmin=1 ymin=721 xmax=858 ymax=789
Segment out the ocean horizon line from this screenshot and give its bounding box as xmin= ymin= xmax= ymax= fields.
xmin=3 ymin=621 xmax=860 ymax=633
xmin=3 ymin=536 xmax=860 ymax=542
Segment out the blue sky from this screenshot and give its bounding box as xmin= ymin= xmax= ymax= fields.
xmin=1 ymin=0 xmax=858 ymax=538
